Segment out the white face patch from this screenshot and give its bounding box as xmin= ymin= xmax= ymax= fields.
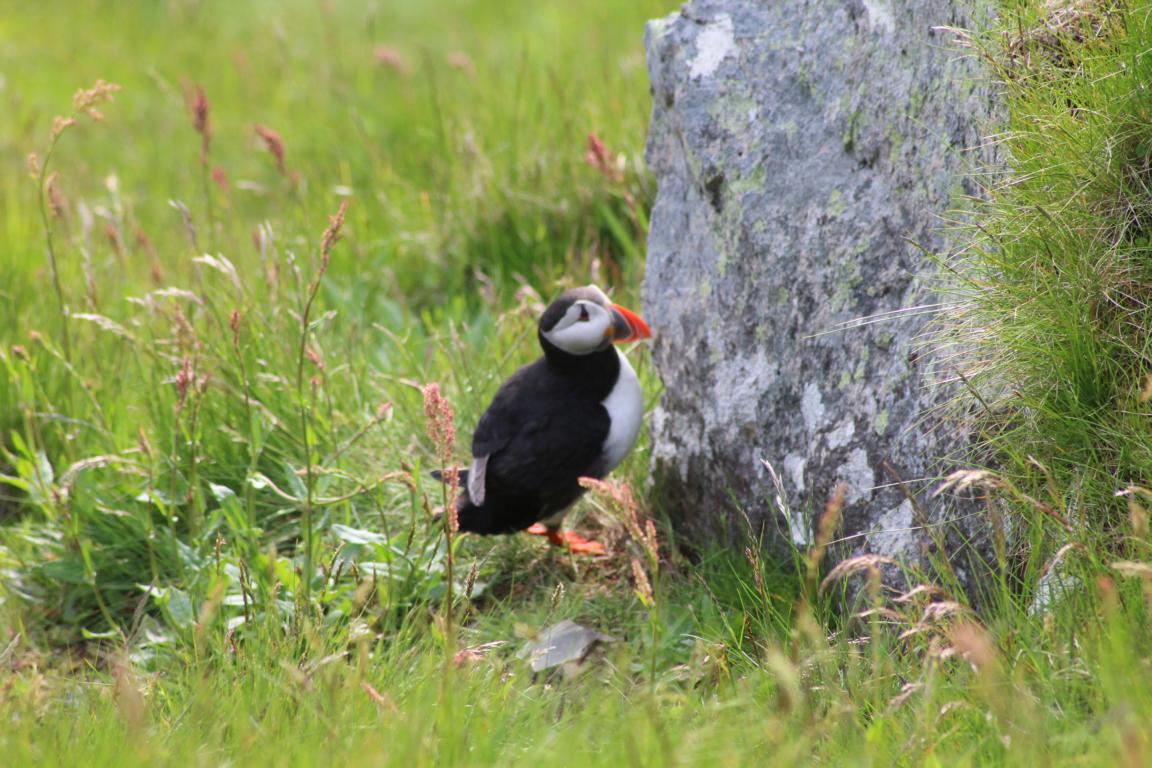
xmin=541 ymin=300 xmax=613 ymax=355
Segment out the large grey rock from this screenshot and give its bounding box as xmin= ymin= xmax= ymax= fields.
xmin=642 ymin=1 xmax=999 ymax=580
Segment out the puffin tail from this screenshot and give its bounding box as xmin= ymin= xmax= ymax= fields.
xmin=429 ymin=469 xmax=492 ymax=533
xmin=428 ymin=493 xmax=486 ymax=534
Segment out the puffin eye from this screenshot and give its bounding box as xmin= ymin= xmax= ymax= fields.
xmin=577 ymin=305 xmax=590 ymax=322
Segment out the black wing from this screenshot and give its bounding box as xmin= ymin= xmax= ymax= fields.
xmin=471 ymin=360 xmax=610 ymax=499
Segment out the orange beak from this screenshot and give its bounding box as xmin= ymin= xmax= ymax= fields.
xmin=608 ymin=303 xmax=653 ymax=343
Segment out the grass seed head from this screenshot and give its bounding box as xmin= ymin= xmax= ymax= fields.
xmin=631 ymin=557 xmax=654 ymax=604
xmin=305 ymin=344 xmax=324 ymax=369
xmin=421 ymin=382 xmax=456 ymax=462
xmin=745 ymin=547 xmax=764 ymax=591
xmin=189 ymin=84 xmax=211 ymax=139
xmin=105 ymin=222 xmax=123 ymax=256
xmin=45 ymin=173 xmax=67 ymax=220
xmin=447 ymin=51 xmax=476 ymax=77
xmin=229 ymin=309 xmax=242 ymax=347
xmin=211 ymin=166 xmax=229 ymax=193
xmin=807 ymin=482 xmax=846 ymax=573
xmin=374 ymin=46 xmax=409 ymax=74
xmin=50 ymin=116 xmax=76 ymax=141
xmin=819 ymin=554 xmax=897 ymax=595
xmin=320 ymin=200 xmax=349 ymax=263
xmin=585 ymin=132 xmax=623 ymax=183
xmin=360 ymin=682 xmax=397 ymax=711
xmin=254 ymin=123 xmax=287 ymax=175
xmin=1110 ymin=561 xmax=1152 ymax=580
xmin=948 ymin=622 xmax=999 ymax=675
xmin=136 ymin=427 xmax=152 ymax=459
xmin=422 ymin=382 xmax=460 ymax=531
xmin=175 ymin=356 xmax=193 ymax=409
xmin=464 ymin=562 xmax=478 ymax=599
xmin=72 ymin=79 xmax=121 ymax=120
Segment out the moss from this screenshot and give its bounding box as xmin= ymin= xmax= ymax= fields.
xmin=909 ymin=87 xmax=925 ymax=118
xmin=713 ymin=167 xmax=765 ymax=280
xmin=828 ymin=249 xmax=865 ymax=313
xmin=873 ymin=408 xmax=890 ymax=436
xmin=827 ymin=189 xmax=847 ymax=218
xmin=948 ymin=175 xmax=969 ymax=209
xmin=795 ymin=62 xmax=820 ymax=100
xmin=728 ymin=167 xmax=767 ymax=198
xmin=842 ymin=108 xmax=865 ymax=152
xmin=837 ymin=92 xmax=852 ymax=121
xmin=710 ymin=91 xmax=760 ymax=137
xmin=886 ymin=124 xmax=904 ymax=166
xmin=780 ymin=119 xmax=799 ymax=142
xmin=852 ymin=346 xmax=871 ymax=383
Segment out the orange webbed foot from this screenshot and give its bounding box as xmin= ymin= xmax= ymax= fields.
xmin=524 ymin=524 xmax=605 ymax=555
xmin=557 ymin=531 xmax=606 ymax=555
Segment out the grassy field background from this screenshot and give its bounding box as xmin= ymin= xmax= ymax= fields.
xmin=1 ymin=0 xmax=1151 ymax=765
xmin=0 ymin=0 xmax=659 ymax=635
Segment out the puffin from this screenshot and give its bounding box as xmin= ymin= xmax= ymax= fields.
xmin=441 ymin=284 xmax=652 ymax=554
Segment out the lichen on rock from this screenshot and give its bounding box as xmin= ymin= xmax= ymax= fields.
xmin=642 ymin=0 xmax=1000 ymax=589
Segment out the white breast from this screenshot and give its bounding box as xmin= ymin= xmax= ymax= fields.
xmin=599 ymin=349 xmax=644 ymax=474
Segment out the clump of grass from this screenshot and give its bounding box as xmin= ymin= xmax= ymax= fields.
xmin=581 ymin=476 xmax=662 ymax=681
xmin=422 ymin=381 xmax=461 ymax=643
xmin=6 ymin=465 xmax=1151 ymax=766
xmin=949 ymin=1 xmax=1152 ymax=582
xmin=294 ymin=198 xmax=348 ymax=600
xmin=28 ymin=79 xmax=122 ymax=362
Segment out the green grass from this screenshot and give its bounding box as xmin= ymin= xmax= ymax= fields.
xmin=1 ymin=0 xmax=1152 ymax=765
xmin=0 ymin=0 xmax=659 ymax=637
xmin=3 ymin=547 xmax=1151 ymax=766
xmin=949 ymin=1 xmax=1152 ymax=589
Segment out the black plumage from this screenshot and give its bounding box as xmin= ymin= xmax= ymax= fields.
xmin=440 ymin=285 xmax=648 ymax=540
xmin=457 ymin=345 xmax=620 ymax=534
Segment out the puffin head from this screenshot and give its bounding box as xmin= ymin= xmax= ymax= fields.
xmin=538 ymin=284 xmax=652 ymax=357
